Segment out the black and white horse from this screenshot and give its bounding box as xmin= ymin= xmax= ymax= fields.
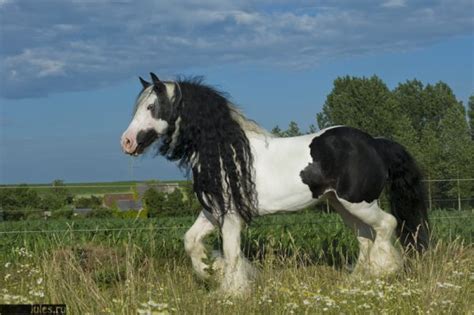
xmin=121 ymin=73 xmax=429 ymax=294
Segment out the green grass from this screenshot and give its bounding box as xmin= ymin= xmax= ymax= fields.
xmin=0 ymin=210 xmax=473 ymax=314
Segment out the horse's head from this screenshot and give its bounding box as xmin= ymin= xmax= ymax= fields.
xmin=121 ymin=73 xmax=179 ymax=156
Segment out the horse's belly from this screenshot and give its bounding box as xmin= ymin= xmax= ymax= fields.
xmin=256 ymin=187 xmax=317 ymax=215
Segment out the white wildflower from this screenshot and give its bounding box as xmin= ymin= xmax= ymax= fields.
xmin=451 ymin=271 xmax=464 ymax=277
xmin=28 ymin=289 xmax=44 ymax=298
xmin=437 ymin=282 xmax=461 ymax=289
xmin=358 ymin=303 xmax=371 ymax=309
xmin=286 ymin=302 xmax=299 ymax=309
xmin=147 ymin=300 xmax=160 ymax=308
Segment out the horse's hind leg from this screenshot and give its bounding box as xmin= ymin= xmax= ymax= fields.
xmin=328 ymin=194 xmax=375 ymax=273
xmin=184 ymin=210 xmax=217 ymax=279
xmin=335 ymin=196 xmax=403 ymax=276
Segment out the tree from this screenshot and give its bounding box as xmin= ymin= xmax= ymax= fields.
xmin=142 ymin=187 xmax=166 ymax=217
xmin=437 ymin=104 xmax=474 ymax=197
xmin=316 ymin=75 xmax=409 ymax=138
xmin=271 ymin=121 xmax=304 ymax=137
xmin=163 ymin=188 xmax=185 ymax=216
xmin=283 ymin=121 xmax=302 ymax=137
xmin=468 ymin=94 xmax=474 ymax=140
xmin=39 ymin=180 xmax=73 ymax=211
xmin=183 ymin=181 xmax=202 ymax=215
xmin=271 ymin=125 xmax=283 ymax=137
xmin=394 ymin=80 xmax=472 ymax=174
xmin=0 ymin=185 xmax=41 ymax=210
xmin=394 ymin=81 xmax=461 ymax=136
xmin=393 ymin=79 xmax=426 ymax=134
xmin=40 ymin=194 xmax=65 ymax=211
xmin=74 ymin=195 xmax=102 ymax=209
xmin=308 ymin=124 xmax=317 ymax=134
xmin=0 ymin=185 xmax=41 ymax=220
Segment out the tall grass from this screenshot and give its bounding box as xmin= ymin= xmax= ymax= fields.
xmin=1 ymin=210 xmax=473 ymax=314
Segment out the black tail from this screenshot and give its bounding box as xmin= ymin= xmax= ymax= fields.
xmin=375 ymin=138 xmax=430 ymax=252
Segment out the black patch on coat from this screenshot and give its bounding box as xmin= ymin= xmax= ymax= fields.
xmin=152 ymin=83 xmax=174 ymax=122
xmin=301 ymin=127 xmax=386 ymax=202
xmin=300 ymin=126 xmax=429 ymax=252
xmin=136 ymin=129 xmax=158 ymax=154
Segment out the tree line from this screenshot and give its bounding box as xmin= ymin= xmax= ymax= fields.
xmin=272 ymin=76 xmax=474 ymax=202
xmin=0 ymin=180 xmax=202 ymax=221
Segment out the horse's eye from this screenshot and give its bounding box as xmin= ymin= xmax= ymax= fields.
xmin=147 ymin=104 xmax=153 ymax=110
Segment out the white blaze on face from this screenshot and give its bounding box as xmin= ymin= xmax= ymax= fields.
xmin=121 ymin=85 xmax=172 ymax=154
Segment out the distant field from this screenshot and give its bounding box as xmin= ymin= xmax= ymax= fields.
xmin=0 ymin=180 xmax=189 ymax=196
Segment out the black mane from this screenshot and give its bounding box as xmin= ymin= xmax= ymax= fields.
xmin=159 ymin=77 xmax=257 ymax=223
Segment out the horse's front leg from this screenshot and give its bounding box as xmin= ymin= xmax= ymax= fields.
xmin=220 ymin=213 xmax=257 ymax=295
xmin=184 ymin=210 xmax=217 ymax=279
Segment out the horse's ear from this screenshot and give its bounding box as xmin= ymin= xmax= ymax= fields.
xmin=150 ymin=72 xmax=160 ymax=85
xmin=139 ymin=76 xmax=151 ymax=89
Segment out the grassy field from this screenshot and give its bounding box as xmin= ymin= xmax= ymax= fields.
xmin=0 ymin=210 xmax=473 ymax=314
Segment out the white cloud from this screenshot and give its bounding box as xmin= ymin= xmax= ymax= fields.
xmin=0 ymin=0 xmax=472 ymax=98
xmin=381 ymin=0 xmax=406 ymax=8
xmin=0 ymin=0 xmax=11 ymax=7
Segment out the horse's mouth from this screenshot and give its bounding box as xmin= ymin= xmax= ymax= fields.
xmin=127 ymin=129 xmax=158 ymax=156
xmin=129 ymin=147 xmax=144 ymax=156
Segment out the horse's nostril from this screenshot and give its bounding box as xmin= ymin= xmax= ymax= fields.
xmin=122 ymin=136 xmax=135 ymax=152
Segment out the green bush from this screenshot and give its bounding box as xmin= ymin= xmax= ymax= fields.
xmin=143 ymin=188 xmax=166 ymax=218
xmin=86 ymin=207 xmax=115 ymax=219
xmin=74 ymin=195 xmax=103 ymax=209
xmin=114 ymin=209 xmax=148 ymax=219
xmin=50 ymin=207 xmax=74 ymax=219
xmin=143 ymin=184 xmax=199 ymax=218
xmin=26 ymin=210 xmax=46 ymax=220
xmin=3 ymin=209 xmax=28 ymax=221
xmin=0 ymin=185 xmax=41 ymax=210
xmin=40 ymin=194 xmax=65 ymax=211
xmin=162 ymin=188 xmax=186 ymax=216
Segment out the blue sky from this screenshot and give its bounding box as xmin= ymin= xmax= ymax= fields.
xmin=0 ymin=0 xmax=473 ymax=184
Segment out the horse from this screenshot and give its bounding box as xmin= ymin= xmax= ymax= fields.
xmin=121 ymin=73 xmax=430 ymax=295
